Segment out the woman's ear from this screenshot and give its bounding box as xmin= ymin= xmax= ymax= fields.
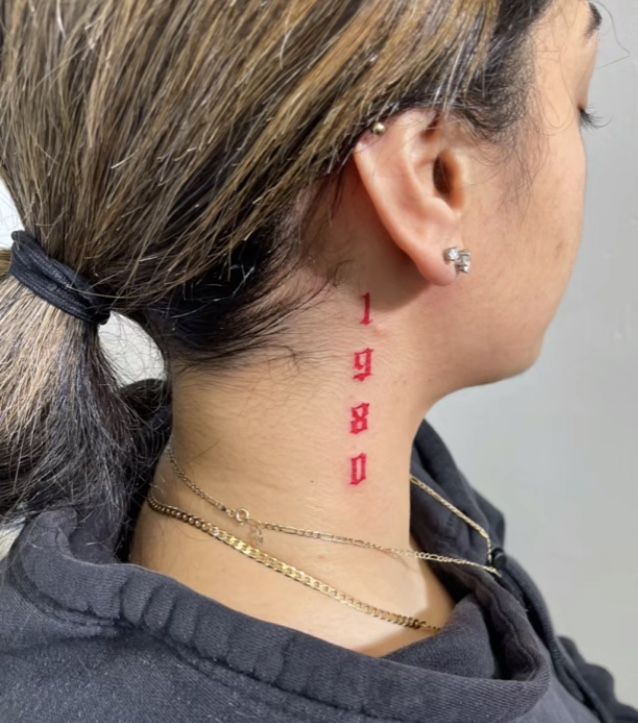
xmin=352 ymin=109 xmax=469 ymax=286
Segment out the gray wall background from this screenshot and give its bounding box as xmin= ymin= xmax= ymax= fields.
xmin=0 ymin=0 xmax=636 ymax=708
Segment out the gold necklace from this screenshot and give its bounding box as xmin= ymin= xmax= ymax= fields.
xmin=165 ymin=441 xmax=500 ymax=577
xmin=145 ymin=491 xmax=442 ymax=632
xmin=145 ymin=442 xmax=500 ymax=632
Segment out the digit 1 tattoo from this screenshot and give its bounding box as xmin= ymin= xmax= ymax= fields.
xmin=361 ymin=292 xmax=372 ymax=325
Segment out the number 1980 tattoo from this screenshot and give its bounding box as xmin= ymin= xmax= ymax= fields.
xmin=349 ymin=292 xmax=373 ymax=485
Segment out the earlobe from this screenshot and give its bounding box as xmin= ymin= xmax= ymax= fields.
xmin=352 ymin=110 xmax=469 ymax=287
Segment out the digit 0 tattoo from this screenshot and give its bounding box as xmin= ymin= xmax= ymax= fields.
xmin=350 ymin=453 xmax=367 ymax=486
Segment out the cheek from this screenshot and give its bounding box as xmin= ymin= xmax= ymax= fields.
xmin=528 ymin=126 xmax=587 ymax=271
xmin=453 ymin=126 xmax=588 ymax=376
xmin=492 ymin=128 xmax=587 ymax=356
xmin=507 ymin=126 xmax=587 ymax=366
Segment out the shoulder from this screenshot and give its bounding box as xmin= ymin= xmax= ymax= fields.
xmin=0 ymin=615 xmax=239 ymax=722
xmin=0 ymin=552 xmax=323 ymax=723
xmin=0 ymin=622 xmax=337 ymax=723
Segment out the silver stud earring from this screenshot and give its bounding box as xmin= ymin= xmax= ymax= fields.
xmin=370 ymin=121 xmax=386 ymax=135
xmin=444 ymin=246 xmax=472 ymax=274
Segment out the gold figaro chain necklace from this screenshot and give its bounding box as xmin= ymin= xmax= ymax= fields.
xmin=164 ymin=441 xmax=500 ymax=574
xmin=145 ymin=441 xmax=500 ymax=633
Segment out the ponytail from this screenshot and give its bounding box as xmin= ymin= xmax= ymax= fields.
xmin=0 ymin=253 xmax=163 ymax=536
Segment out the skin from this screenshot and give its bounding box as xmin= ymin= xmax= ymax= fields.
xmin=128 ymin=0 xmax=601 ymax=657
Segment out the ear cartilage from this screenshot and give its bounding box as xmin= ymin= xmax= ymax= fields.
xmin=444 ymin=246 xmax=472 ymax=274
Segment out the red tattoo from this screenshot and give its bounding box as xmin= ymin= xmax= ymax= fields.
xmin=350 ymin=402 xmax=370 ymax=434
xmin=352 ymin=347 xmax=373 ymax=381
xmin=350 ymin=452 xmax=367 ymax=485
xmin=361 ymin=292 xmax=372 ymax=325
xmin=348 ymin=293 xmax=373 ymax=485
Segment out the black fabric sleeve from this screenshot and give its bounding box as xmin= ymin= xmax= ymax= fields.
xmin=465 ymin=476 xmax=638 ymax=721
xmin=557 ymin=636 xmax=638 ymax=722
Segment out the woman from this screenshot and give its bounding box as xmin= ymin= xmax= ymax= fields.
xmin=0 ymin=0 xmax=635 ymax=720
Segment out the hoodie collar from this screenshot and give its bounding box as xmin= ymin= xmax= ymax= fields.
xmin=10 ymin=378 xmax=552 ymax=723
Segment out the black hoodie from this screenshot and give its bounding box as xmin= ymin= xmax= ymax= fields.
xmin=0 ymin=379 xmax=636 ymax=723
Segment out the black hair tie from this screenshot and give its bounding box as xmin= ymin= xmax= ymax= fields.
xmin=7 ymin=230 xmax=112 ymax=326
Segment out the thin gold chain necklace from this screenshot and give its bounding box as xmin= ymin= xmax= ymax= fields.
xmin=145 ymin=442 xmax=499 ymax=633
xmin=165 ymin=441 xmax=500 ymax=577
xmin=146 ymin=491 xmax=443 ymax=632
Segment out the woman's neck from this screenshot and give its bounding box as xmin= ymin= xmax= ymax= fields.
xmin=127 ymin=303 xmax=459 ymax=654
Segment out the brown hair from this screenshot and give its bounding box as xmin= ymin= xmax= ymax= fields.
xmin=0 ymin=0 xmax=553 ymax=533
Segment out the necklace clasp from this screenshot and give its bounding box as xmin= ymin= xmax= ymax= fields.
xmin=234 ymin=507 xmax=250 ymax=524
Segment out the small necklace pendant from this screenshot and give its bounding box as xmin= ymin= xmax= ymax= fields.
xmin=246 ymin=519 xmax=264 ymax=546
